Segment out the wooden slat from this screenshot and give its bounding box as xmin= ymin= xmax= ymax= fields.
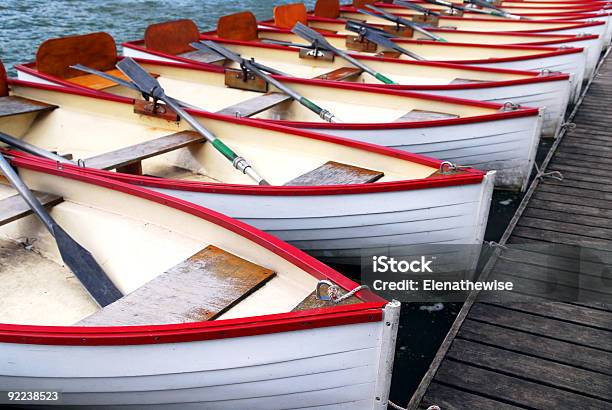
xmin=216 ymin=93 xmax=292 ymax=118
xmin=314 ymin=67 xmax=362 ymax=81
xmin=459 ymin=319 xmax=612 ymax=375
xmin=0 ymin=96 xmax=56 ymax=118
xmin=178 ymin=49 xmax=226 ymax=64
xmin=0 ymin=192 xmax=62 ymax=227
xmin=284 ymin=161 xmax=384 ymax=186
xmin=78 ymin=245 xmax=275 ymax=326
xmin=469 ymin=303 xmax=612 ymax=351
xmin=67 ymin=69 xmax=131 ymax=91
xmin=448 ymin=338 xmax=612 ymax=401
xmin=83 ymin=131 xmax=203 ymax=170
xmin=421 ymin=382 xmax=522 ymax=410
xmin=396 ymin=109 xmax=459 ymax=122
xmin=434 ymin=360 xmax=610 ymax=409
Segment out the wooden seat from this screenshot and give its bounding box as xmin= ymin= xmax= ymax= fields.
xmin=395 ymin=109 xmax=459 ymax=122
xmin=177 ymin=49 xmax=226 ymax=64
xmin=216 ymin=93 xmax=292 ymax=118
xmin=314 ymin=67 xmax=363 ymax=82
xmin=0 ymin=192 xmax=62 ymax=227
xmin=314 ymin=0 xmax=341 ymax=19
xmin=0 ymin=96 xmax=56 ymax=118
xmin=217 ymin=11 xmax=259 ymax=41
xmin=82 ymin=131 xmax=203 ymax=174
xmin=145 ymin=19 xmax=201 ymax=56
xmin=285 ymin=161 xmax=384 ymax=186
xmin=67 ymin=69 xmax=131 ymax=91
xmin=274 ymin=3 xmax=308 ymax=29
xmin=77 ymin=245 xmax=276 ymax=326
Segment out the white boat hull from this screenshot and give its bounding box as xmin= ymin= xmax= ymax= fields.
xmin=469 ymin=49 xmax=587 ymax=103
xmin=305 ymin=115 xmax=540 ymax=192
xmin=0 ymin=303 xmax=400 ymax=409
xmin=147 ymin=172 xmax=495 ymax=264
xmin=422 ymin=76 xmax=570 ymax=138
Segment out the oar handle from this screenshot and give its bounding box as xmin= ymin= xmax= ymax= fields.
xmin=0 ymin=153 xmax=55 ymax=233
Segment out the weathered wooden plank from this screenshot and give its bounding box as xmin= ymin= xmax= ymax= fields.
xmin=78 ymin=245 xmax=276 ymax=326
xmin=421 ymin=382 xmax=520 ymax=410
xmin=67 ymin=69 xmax=131 ymax=90
xmin=314 ymin=67 xmax=363 ymax=81
xmin=434 ymin=360 xmax=610 ymax=409
xmin=395 ymin=109 xmax=459 ymax=122
xmin=0 ymin=192 xmax=63 ymax=227
xmin=178 ymin=49 xmax=226 ymax=64
xmin=447 ymin=338 xmax=612 ymax=401
xmin=529 ymin=197 xmax=612 ymax=219
xmin=459 ymin=319 xmax=612 ymax=375
xmin=469 ymin=304 xmax=612 ymax=351
xmin=518 ymin=216 xmax=612 ymax=241
xmin=523 ymin=207 xmax=612 ymax=230
xmin=0 ymin=96 xmax=56 ymax=118
xmin=216 ymin=92 xmax=292 ymax=117
xmin=285 ymin=161 xmax=384 ymax=186
xmin=84 ymin=131 xmax=203 ymax=170
xmin=537 ymin=183 xmax=612 ymax=203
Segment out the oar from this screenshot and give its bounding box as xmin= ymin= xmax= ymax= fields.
xmin=191 ymin=41 xmax=342 ymax=123
xmin=465 ymin=0 xmax=528 ymax=20
xmin=116 ymin=57 xmax=269 ymax=185
xmin=260 ymin=38 xmax=318 ymax=50
xmin=394 ymin=0 xmax=441 ymax=17
xmin=345 ymin=21 xmax=426 ymax=60
xmin=360 ymin=4 xmax=446 ymax=42
xmin=420 ymin=0 xmax=523 ymax=19
xmin=0 ymin=152 xmax=122 ymax=307
xmin=70 ymin=64 xmax=205 ymax=110
xmin=0 ymin=131 xmax=74 ymax=164
xmin=291 ymin=22 xmax=397 ymax=85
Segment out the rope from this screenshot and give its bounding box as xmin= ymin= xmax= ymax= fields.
xmin=388 ymin=401 xmax=440 ymax=410
xmin=534 ymin=163 xmax=563 ymax=181
xmin=315 ymin=280 xmax=369 ymax=303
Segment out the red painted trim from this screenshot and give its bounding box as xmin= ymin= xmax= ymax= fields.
xmin=366 ymin=1 xmax=608 ymax=12
xmin=253 ymin=25 xmax=598 ymax=48
xmin=8 ymin=78 xmax=489 ymax=195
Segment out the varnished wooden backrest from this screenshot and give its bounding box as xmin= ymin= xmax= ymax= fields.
xmin=217 ymin=11 xmax=258 ymax=41
xmin=36 ymin=32 xmax=117 ymax=79
xmin=144 ymin=19 xmax=200 ymax=55
xmin=314 ymin=0 xmax=341 ymax=18
xmin=274 ymin=3 xmax=308 ymax=29
xmin=0 ymin=59 xmax=7 ymax=97
xmin=353 ymin=0 xmax=376 ymax=8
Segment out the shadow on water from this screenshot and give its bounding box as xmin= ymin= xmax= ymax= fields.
xmin=0 ymin=0 xmax=558 ymax=405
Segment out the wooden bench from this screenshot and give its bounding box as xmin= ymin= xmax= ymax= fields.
xmin=0 ymin=192 xmax=62 ymax=227
xmin=395 ymin=109 xmax=459 ymax=122
xmin=0 ymin=96 xmax=56 ymax=118
xmin=78 ymin=245 xmax=276 ymax=326
xmin=83 ymin=131 xmax=203 ymax=174
xmin=177 ymin=49 xmax=227 ymax=65
xmin=216 ymin=92 xmax=292 ymax=118
xmin=67 ymin=69 xmax=132 ymax=91
xmin=285 ymin=161 xmax=384 ymax=186
xmin=314 ymin=67 xmax=363 ymax=82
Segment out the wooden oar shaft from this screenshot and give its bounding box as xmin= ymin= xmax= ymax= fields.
xmin=0 ymin=132 xmax=74 ymax=164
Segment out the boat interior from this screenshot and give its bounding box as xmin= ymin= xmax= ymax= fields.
xmin=0 ymin=167 xmax=366 ymax=328
xmin=27 ymin=31 xmax=509 ymax=125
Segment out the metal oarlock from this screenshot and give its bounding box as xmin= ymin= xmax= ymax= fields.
xmin=501 ymin=101 xmax=520 ymax=112
xmin=439 ymin=161 xmax=469 ymax=175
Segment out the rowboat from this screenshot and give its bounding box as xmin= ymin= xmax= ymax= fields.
xmin=252 ymin=5 xmax=589 ymax=96
xmin=22 ymin=31 xmax=559 ymax=142
xmin=0 ymin=148 xmax=401 ymax=407
xmin=1 ymin=68 xmax=495 ymax=264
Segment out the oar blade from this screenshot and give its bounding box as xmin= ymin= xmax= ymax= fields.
xmin=116 ymin=57 xmax=163 ymax=98
xmin=54 ymin=225 xmax=122 ymax=307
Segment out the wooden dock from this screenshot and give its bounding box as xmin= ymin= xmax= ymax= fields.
xmin=408 ymin=53 xmax=612 ymax=410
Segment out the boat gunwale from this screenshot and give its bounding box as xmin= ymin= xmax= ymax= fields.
xmin=253 ymin=25 xmax=600 ymax=48
xmin=352 ymin=2 xmax=610 ymax=14
xmin=13 ymin=63 xmax=542 ymax=130
xmin=7 ymin=78 xmax=491 ymax=194
xmin=0 ymin=152 xmax=389 ymax=346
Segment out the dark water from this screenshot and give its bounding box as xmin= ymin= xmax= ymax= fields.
xmin=0 ymin=0 xmax=528 ymax=406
